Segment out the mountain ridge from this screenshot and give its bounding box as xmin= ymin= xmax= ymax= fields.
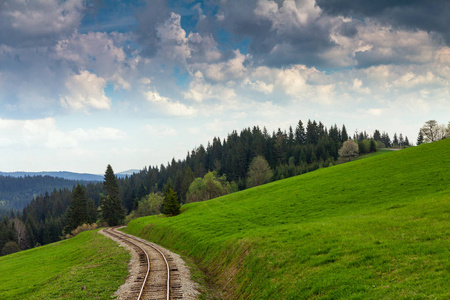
xmin=0 ymin=169 xmax=140 ymax=181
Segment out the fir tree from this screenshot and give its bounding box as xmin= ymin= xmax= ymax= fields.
xmin=341 ymin=125 xmax=349 ymax=142
xmin=295 ymin=120 xmax=306 ymax=145
xmin=417 ymin=130 xmax=424 ymax=145
xmin=161 ymin=188 xmax=180 ymax=216
xmin=100 ymin=165 xmax=125 ymax=226
xmin=64 ymin=184 xmax=89 ymax=234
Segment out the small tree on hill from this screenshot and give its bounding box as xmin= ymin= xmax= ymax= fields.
xmin=417 ymin=130 xmax=424 ymax=145
xmin=339 ymin=140 xmax=359 ymax=161
xmin=246 ymin=156 xmax=273 ymax=188
xmin=161 ymin=188 xmax=180 ymax=216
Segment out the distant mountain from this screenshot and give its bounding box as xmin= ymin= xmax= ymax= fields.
xmin=0 ymin=169 xmax=140 ymax=181
xmin=0 ymin=169 xmax=141 ymax=215
xmin=0 ymin=171 xmax=104 ymax=182
xmin=116 ymin=169 xmax=140 ymax=176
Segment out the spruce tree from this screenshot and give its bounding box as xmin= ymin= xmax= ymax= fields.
xmin=417 ymin=130 xmax=424 ymax=145
xmin=341 ymin=125 xmax=348 ymax=142
xmin=100 ymin=165 xmax=125 ymax=226
xmin=295 ymin=120 xmax=306 ymax=145
xmin=161 ymin=188 xmax=180 ymax=216
xmin=64 ymin=184 xmax=89 ymax=234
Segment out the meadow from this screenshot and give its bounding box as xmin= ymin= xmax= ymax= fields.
xmin=126 ymin=139 xmax=450 ymax=299
xmin=0 ymin=230 xmax=129 ymax=299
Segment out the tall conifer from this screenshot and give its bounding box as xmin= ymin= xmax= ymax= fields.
xmin=100 ymin=165 xmax=125 ymax=226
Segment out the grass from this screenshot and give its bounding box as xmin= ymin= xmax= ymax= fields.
xmin=0 ymin=229 xmax=130 ymax=299
xmin=126 ymin=139 xmax=450 ymax=299
xmin=352 ymin=149 xmax=394 ymax=161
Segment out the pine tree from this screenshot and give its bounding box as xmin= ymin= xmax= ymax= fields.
xmin=295 ymin=120 xmax=306 ymax=145
xmin=64 ymin=184 xmax=89 ymax=234
xmin=417 ymin=130 xmax=424 ymax=145
xmin=100 ymin=165 xmax=125 ymax=226
xmin=161 ymin=188 xmax=180 ymax=216
xmin=393 ymin=133 xmax=399 ymax=146
xmin=341 ymin=125 xmax=348 ymax=142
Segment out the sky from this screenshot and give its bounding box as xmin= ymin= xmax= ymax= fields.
xmin=0 ymin=0 xmax=449 ymax=174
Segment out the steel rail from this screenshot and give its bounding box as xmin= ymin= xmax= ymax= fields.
xmin=107 ymin=227 xmax=170 ymax=300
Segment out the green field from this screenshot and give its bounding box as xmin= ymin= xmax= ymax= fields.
xmin=0 ymin=230 xmax=129 ymax=299
xmin=126 ymin=139 xmax=450 ymax=299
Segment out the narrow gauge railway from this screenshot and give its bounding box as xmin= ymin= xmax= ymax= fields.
xmin=102 ymin=227 xmax=181 ymax=300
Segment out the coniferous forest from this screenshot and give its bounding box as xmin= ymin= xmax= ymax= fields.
xmin=0 ymin=119 xmax=410 ymax=256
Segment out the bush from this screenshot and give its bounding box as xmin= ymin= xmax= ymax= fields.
xmin=65 ymin=223 xmax=98 ymax=239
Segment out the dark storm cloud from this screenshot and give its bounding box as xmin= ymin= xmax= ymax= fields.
xmin=215 ymin=0 xmax=337 ymax=68
xmin=134 ymin=0 xmax=171 ymax=57
xmin=316 ymin=0 xmax=450 ymax=44
xmin=0 ymin=0 xmax=84 ymax=48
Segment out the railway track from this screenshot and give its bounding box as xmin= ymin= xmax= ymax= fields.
xmin=102 ymin=227 xmax=183 ymax=300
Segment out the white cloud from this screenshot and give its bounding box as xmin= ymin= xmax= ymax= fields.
xmin=242 ymin=78 xmax=274 ymax=94
xmin=352 ymin=78 xmax=371 ymax=94
xmin=194 ymin=50 xmax=248 ymax=82
xmin=0 ymin=117 xmax=127 ymax=150
xmin=145 ymin=89 xmax=196 ymax=117
xmin=326 ymin=19 xmax=440 ymax=67
xmin=183 ymin=71 xmax=237 ymax=103
xmin=156 ymin=12 xmax=191 ymax=62
xmin=55 ymin=31 xmax=131 ymax=90
xmin=60 ymin=70 xmax=111 ymax=112
xmin=254 ymin=0 xmax=321 ymax=30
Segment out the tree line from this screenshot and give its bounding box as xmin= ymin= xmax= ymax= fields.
xmin=1 ymin=118 xmax=429 ymax=256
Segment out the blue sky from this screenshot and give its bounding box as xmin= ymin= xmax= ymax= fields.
xmin=0 ymin=0 xmax=449 ymax=173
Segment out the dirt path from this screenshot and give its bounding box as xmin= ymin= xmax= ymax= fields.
xmin=100 ymin=227 xmax=199 ymax=299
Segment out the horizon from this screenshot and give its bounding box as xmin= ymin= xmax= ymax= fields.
xmin=0 ymin=0 xmax=449 ymax=174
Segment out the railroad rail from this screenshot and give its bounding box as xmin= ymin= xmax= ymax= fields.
xmin=102 ymin=227 xmax=174 ymax=300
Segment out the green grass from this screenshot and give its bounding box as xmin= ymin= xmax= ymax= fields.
xmin=0 ymin=230 xmax=130 ymax=299
xmin=126 ymin=139 xmax=450 ymax=299
xmin=352 ymin=149 xmax=394 ymax=161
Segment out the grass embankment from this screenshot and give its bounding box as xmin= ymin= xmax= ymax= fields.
xmin=0 ymin=230 xmax=129 ymax=299
xmin=126 ymin=139 xmax=450 ymax=299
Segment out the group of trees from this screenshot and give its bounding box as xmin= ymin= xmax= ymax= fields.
xmin=417 ymin=120 xmax=450 ymax=145
xmin=0 ymin=165 xmax=124 ymax=256
xmin=2 ymin=118 xmax=435 ymax=257
xmin=119 ymin=120 xmax=351 ymax=210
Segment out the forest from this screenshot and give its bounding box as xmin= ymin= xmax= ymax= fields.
xmin=0 ymin=119 xmax=410 ymax=256
xmin=0 ymin=175 xmax=92 ymax=217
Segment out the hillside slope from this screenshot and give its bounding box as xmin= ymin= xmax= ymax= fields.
xmin=0 ymin=230 xmax=129 ymax=299
xmin=126 ymin=139 xmax=450 ymax=299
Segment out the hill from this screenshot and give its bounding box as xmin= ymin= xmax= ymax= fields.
xmin=0 ymin=230 xmax=129 ymax=299
xmin=0 ymin=171 xmax=104 ymax=181
xmin=0 ymin=170 xmax=135 ymax=182
xmin=0 ymin=170 xmax=135 ymax=215
xmin=0 ymin=175 xmax=85 ymax=215
xmin=125 ymin=139 xmax=450 ymax=299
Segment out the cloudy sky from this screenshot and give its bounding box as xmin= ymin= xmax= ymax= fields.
xmin=0 ymin=0 xmax=449 ymax=173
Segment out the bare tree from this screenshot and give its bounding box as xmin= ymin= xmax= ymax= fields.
xmin=12 ymin=218 xmax=28 ymax=250
xmin=339 ymin=140 xmax=359 ymax=161
xmin=420 ymin=120 xmax=446 ymax=142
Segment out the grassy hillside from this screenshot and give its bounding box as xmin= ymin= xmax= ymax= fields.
xmin=0 ymin=230 xmax=129 ymax=299
xmin=126 ymin=139 xmax=450 ymax=299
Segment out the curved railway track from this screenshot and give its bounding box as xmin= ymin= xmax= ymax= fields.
xmin=102 ymin=227 xmax=181 ymax=300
